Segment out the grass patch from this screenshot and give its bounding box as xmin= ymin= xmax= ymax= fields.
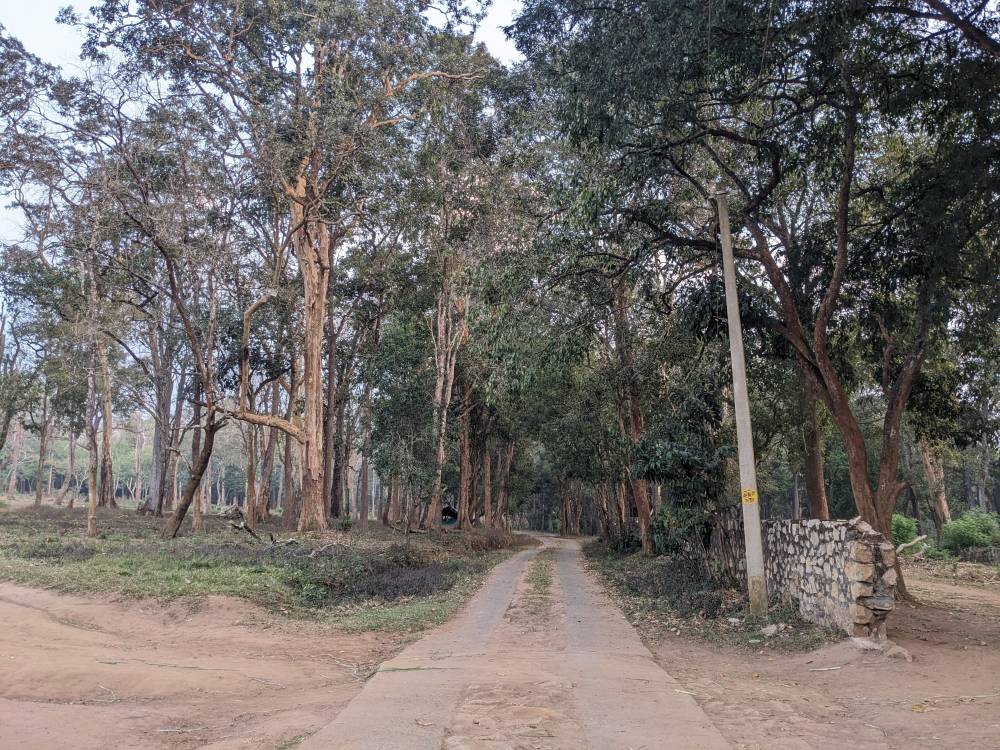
xmin=0 ymin=506 xmax=531 ymax=633
xmin=507 ymin=548 xmax=555 ymax=623
xmin=273 ymin=731 xmax=315 ymax=749
xmin=584 ymin=541 xmax=837 ymax=652
xmin=526 ymin=549 xmax=553 ymax=596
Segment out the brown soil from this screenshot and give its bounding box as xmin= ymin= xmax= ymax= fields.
xmin=4 ymin=538 xmax=998 ymax=750
xmin=0 ymin=583 xmax=406 ymax=750
xmin=648 ymin=567 xmax=1000 ymax=750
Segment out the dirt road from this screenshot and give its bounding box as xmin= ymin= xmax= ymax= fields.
xmin=300 ymin=535 xmax=732 ymax=749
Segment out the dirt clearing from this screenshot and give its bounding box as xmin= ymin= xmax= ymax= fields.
xmin=0 ymin=583 xmax=407 ymax=750
xmin=645 ymin=567 xmax=1000 ymax=750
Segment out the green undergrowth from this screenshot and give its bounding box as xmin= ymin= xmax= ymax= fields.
xmin=0 ymin=506 xmax=533 ymax=633
xmin=584 ymin=541 xmax=837 ymax=652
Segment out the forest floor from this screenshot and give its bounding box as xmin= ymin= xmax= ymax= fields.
xmin=590 ymin=545 xmax=1000 ymax=750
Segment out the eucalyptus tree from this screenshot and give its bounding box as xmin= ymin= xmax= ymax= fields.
xmin=78 ymin=0 xmax=488 ymax=530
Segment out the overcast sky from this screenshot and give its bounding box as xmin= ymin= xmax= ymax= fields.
xmin=0 ymin=0 xmax=523 ymax=241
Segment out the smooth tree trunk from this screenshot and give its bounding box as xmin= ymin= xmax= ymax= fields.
xmin=616 ymin=481 xmax=630 ymax=540
xmin=256 ymin=385 xmax=281 ymax=522
xmin=162 ymin=369 xmax=187 ymax=513
xmin=560 ymin=479 xmax=581 ymax=536
xmin=86 ymin=371 xmax=100 ymax=538
xmin=341 ymin=409 xmax=356 ymax=518
xmin=281 ymin=349 xmax=300 ymax=530
xmin=323 ymin=257 xmax=339 ymax=517
xmin=385 ymin=475 xmax=401 ymax=526
xmin=57 ymin=433 xmax=77 ymax=507
xmin=792 ymin=473 xmax=801 ymax=520
xmin=162 ymin=413 xmax=222 ymax=538
xmin=482 ymin=449 xmax=493 ymax=529
xmin=330 ymin=397 xmax=347 ymax=518
xmin=612 ymin=282 xmax=653 ymax=552
xmin=290 ymin=205 xmax=331 ymax=533
xmin=424 ymin=274 xmax=465 ymax=531
xmin=203 ymin=457 xmax=213 ymax=512
xmin=356 ymin=377 xmax=375 ymax=531
xmin=97 ymin=344 xmax=116 ymax=508
xmin=457 ymin=379 xmax=473 ymax=529
xmin=5 ymin=421 xmax=24 ymax=496
xmin=919 ymin=439 xmax=951 ymax=535
xmin=799 ymin=385 xmax=830 ymax=520
xmin=358 ymin=454 xmax=370 ymax=531
xmin=190 ymin=387 xmax=204 ymax=532
xmin=34 ymin=392 xmax=50 ymax=507
xmin=140 ymin=342 xmax=176 ymax=516
xmin=244 ymin=421 xmax=258 ymax=530
xmin=495 ymin=442 xmax=514 ymax=530
xmin=145 ymin=407 xmax=164 ymax=514
xmin=257 ymin=427 xmax=278 ymax=521
xmin=132 ymin=415 xmax=143 ymax=507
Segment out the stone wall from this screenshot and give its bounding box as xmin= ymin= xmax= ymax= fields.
xmin=710 ymin=510 xmax=897 ymax=639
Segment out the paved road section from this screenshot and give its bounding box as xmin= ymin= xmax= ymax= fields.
xmin=300 ymin=536 xmax=732 ymax=750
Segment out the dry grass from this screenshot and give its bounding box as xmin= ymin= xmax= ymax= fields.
xmin=0 ymin=504 xmax=533 ymax=633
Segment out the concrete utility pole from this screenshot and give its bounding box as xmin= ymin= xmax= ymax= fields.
xmin=714 ymin=189 xmax=768 ymax=616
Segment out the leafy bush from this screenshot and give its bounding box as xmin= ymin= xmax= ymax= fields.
xmin=921 ymin=538 xmax=954 ymax=560
xmin=941 ymin=511 xmax=1000 ymax=552
xmin=891 ymin=513 xmax=918 ymax=548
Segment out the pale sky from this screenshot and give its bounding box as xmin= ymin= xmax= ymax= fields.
xmin=1 ymin=0 xmax=522 ymax=72
xmin=0 ymin=0 xmax=523 ymax=241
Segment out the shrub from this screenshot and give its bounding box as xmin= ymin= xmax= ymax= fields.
xmin=921 ymin=538 xmax=954 ymax=560
xmin=335 ymin=516 xmax=354 ymax=532
xmin=299 ymin=582 xmax=328 ymax=606
xmin=941 ymin=510 xmax=1000 ymax=552
xmin=891 ymin=513 xmax=918 ymax=548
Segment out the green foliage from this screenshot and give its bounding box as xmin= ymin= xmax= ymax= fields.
xmin=920 ymin=538 xmax=954 ymax=561
xmin=891 ymin=513 xmax=918 ymax=548
xmin=941 ymin=511 xmax=1000 ymax=552
xmin=637 ymin=347 xmax=733 ymax=556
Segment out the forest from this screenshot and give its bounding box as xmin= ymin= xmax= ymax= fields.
xmin=1 ymin=0 xmax=997 ymax=554
xmin=0 ymin=1 xmax=998 ymax=747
